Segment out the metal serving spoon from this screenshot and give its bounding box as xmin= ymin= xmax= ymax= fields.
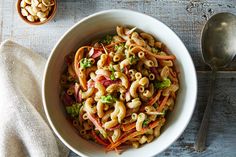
xmin=194 ymin=12 xmax=236 ymax=152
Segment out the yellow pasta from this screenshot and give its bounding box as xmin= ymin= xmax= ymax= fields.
xmin=84 ymin=98 xmax=96 ymax=114
xmin=97 ymin=100 xmax=105 ymax=118
xmin=129 ymin=80 xmax=140 ymax=98
xmin=106 ymin=84 xmax=126 ymax=93
xmin=139 ymin=135 xmax=148 ymax=144
xmin=140 ymin=33 xmax=155 ymax=47
xmin=128 ymin=69 xmax=136 ymax=75
xmin=131 ymin=113 xmax=138 ymax=120
xmin=136 ymin=113 xmax=146 ymax=131
xmin=135 ymin=72 xmax=142 ymax=80
xmin=139 ymin=77 xmax=149 ymax=87
xmin=127 ymin=98 xmax=142 ymax=109
xmin=94 ymin=82 xmax=105 ymax=101
xmin=146 ymin=135 xmax=154 ymax=143
xmin=102 ymin=110 xmax=113 ymax=123
xmin=104 ymin=119 xmax=118 ymax=129
xmin=97 ymin=54 xmax=108 ymax=68
xmin=116 ymin=101 xmax=126 ymax=123
xmin=143 ymin=58 xmax=155 ymax=67
xmin=114 ymin=71 xmax=129 ymax=89
xmin=112 ymin=129 xmax=121 ymax=142
xmin=113 ymin=35 xmax=124 ymax=42
xmin=138 ymin=86 xmax=145 ymax=93
xmin=138 ymin=51 xmax=145 ymax=59
xmin=132 ymin=141 xmax=140 ymax=148
xmin=149 ymin=73 xmax=155 ymax=80
xmin=116 ymin=26 xmax=129 ymax=40
xmin=143 ymin=90 xmax=152 ymax=98
xmin=113 ymin=53 xmax=123 ymax=62
xmin=131 ymin=32 xmax=146 ymax=47
xmin=160 ymin=66 xmax=169 ymax=79
xmin=81 ymin=87 xmax=95 ymax=99
xmin=120 ymin=58 xmax=130 ymax=69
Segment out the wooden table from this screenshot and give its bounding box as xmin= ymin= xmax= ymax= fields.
xmin=1 ymin=0 xmax=236 ymax=156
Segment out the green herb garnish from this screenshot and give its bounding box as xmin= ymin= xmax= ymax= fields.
xmin=101 ymin=95 xmax=116 ymax=104
xmin=100 ymin=35 xmax=113 ymax=45
xmin=151 ymin=47 xmax=160 ymax=54
xmin=66 ymin=103 xmax=82 ymax=118
xmin=109 ymin=65 xmax=116 ymax=80
xmin=128 ymin=55 xmax=139 ymax=65
xmin=80 ymin=58 xmax=92 ymax=69
xmin=143 ymin=119 xmax=150 ymax=127
xmin=153 ymin=103 xmax=158 ymax=108
xmin=114 ymin=43 xmax=125 ymax=51
xmin=154 ymin=78 xmax=171 ymax=89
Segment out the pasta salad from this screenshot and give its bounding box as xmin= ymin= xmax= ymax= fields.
xmin=60 ymin=26 xmax=179 ymax=153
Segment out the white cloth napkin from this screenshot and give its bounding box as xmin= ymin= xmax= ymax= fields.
xmin=0 ymin=40 xmax=69 ymax=157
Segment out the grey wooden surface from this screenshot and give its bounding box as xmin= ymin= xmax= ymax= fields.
xmin=1 ymin=0 xmax=236 ymax=157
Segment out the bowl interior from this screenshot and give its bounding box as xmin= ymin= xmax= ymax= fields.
xmin=43 ymin=10 xmax=197 ymax=157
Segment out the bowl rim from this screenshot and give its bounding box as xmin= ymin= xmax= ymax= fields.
xmin=16 ymin=0 xmax=57 ymax=25
xmin=42 ymin=9 xmax=197 ymax=157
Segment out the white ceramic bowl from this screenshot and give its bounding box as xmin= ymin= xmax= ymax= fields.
xmin=42 ymin=9 xmax=197 ymax=157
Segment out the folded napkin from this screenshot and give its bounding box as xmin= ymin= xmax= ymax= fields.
xmin=0 ymin=40 xmax=69 ymax=157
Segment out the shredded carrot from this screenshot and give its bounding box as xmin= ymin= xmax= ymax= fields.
xmin=106 ymin=118 xmax=165 ymax=151
xmin=121 ymin=122 xmax=136 ymax=132
xmin=118 ymin=129 xmax=135 ymax=140
xmin=146 ymin=90 xmax=162 ymax=106
xmin=106 ymin=129 xmax=148 ymax=151
xmin=169 ymin=68 xmax=177 ymax=78
xmin=129 ymin=44 xmax=176 ymax=60
xmin=87 ymin=112 xmax=107 ymax=138
xmin=149 ymin=118 xmax=165 ymax=129
xmin=91 ymin=131 xmax=109 ymax=146
xmin=107 ymin=136 xmax=120 ymax=154
xmin=157 ymin=95 xmax=170 ymax=112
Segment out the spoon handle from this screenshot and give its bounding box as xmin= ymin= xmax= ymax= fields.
xmin=194 ymin=70 xmax=216 ymax=152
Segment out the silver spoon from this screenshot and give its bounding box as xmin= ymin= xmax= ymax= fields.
xmin=194 ymin=12 xmax=236 ymax=152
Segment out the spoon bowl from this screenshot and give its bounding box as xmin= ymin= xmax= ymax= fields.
xmin=201 ymin=12 xmax=236 ymax=69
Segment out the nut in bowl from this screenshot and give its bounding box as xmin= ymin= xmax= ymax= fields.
xmin=16 ymin=0 xmax=57 ymax=25
xmin=42 ymin=10 xmax=197 ymax=157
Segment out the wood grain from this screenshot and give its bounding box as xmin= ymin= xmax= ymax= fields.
xmin=1 ymin=0 xmax=236 ymax=157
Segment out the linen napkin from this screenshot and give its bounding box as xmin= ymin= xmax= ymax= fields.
xmin=0 ymin=40 xmax=69 ymax=157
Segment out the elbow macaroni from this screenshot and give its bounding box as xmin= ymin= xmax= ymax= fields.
xmin=127 ymin=98 xmax=142 ymax=109
xmin=139 ymin=77 xmax=149 ymax=87
xmin=140 ymin=33 xmax=155 ymax=46
xmin=97 ymin=100 xmax=105 ymax=118
xmin=111 ymin=101 xmax=126 ymax=123
xmin=106 ymin=84 xmax=126 ymax=93
xmin=104 ymin=119 xmax=118 ymax=129
xmin=114 ymin=71 xmax=129 ymax=88
xmin=81 ymin=87 xmax=95 ymax=99
xmin=84 ymin=98 xmax=96 ymax=114
xmin=94 ymin=82 xmax=105 ymax=101
xmin=136 ymin=113 xmax=146 ymax=131
xmin=61 ymin=26 xmax=180 ymax=152
xmin=130 ymin=80 xmax=140 ymax=98
xmin=112 ymin=129 xmax=121 ymax=142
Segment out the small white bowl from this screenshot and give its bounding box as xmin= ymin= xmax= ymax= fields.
xmin=42 ymin=9 xmax=197 ymax=157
